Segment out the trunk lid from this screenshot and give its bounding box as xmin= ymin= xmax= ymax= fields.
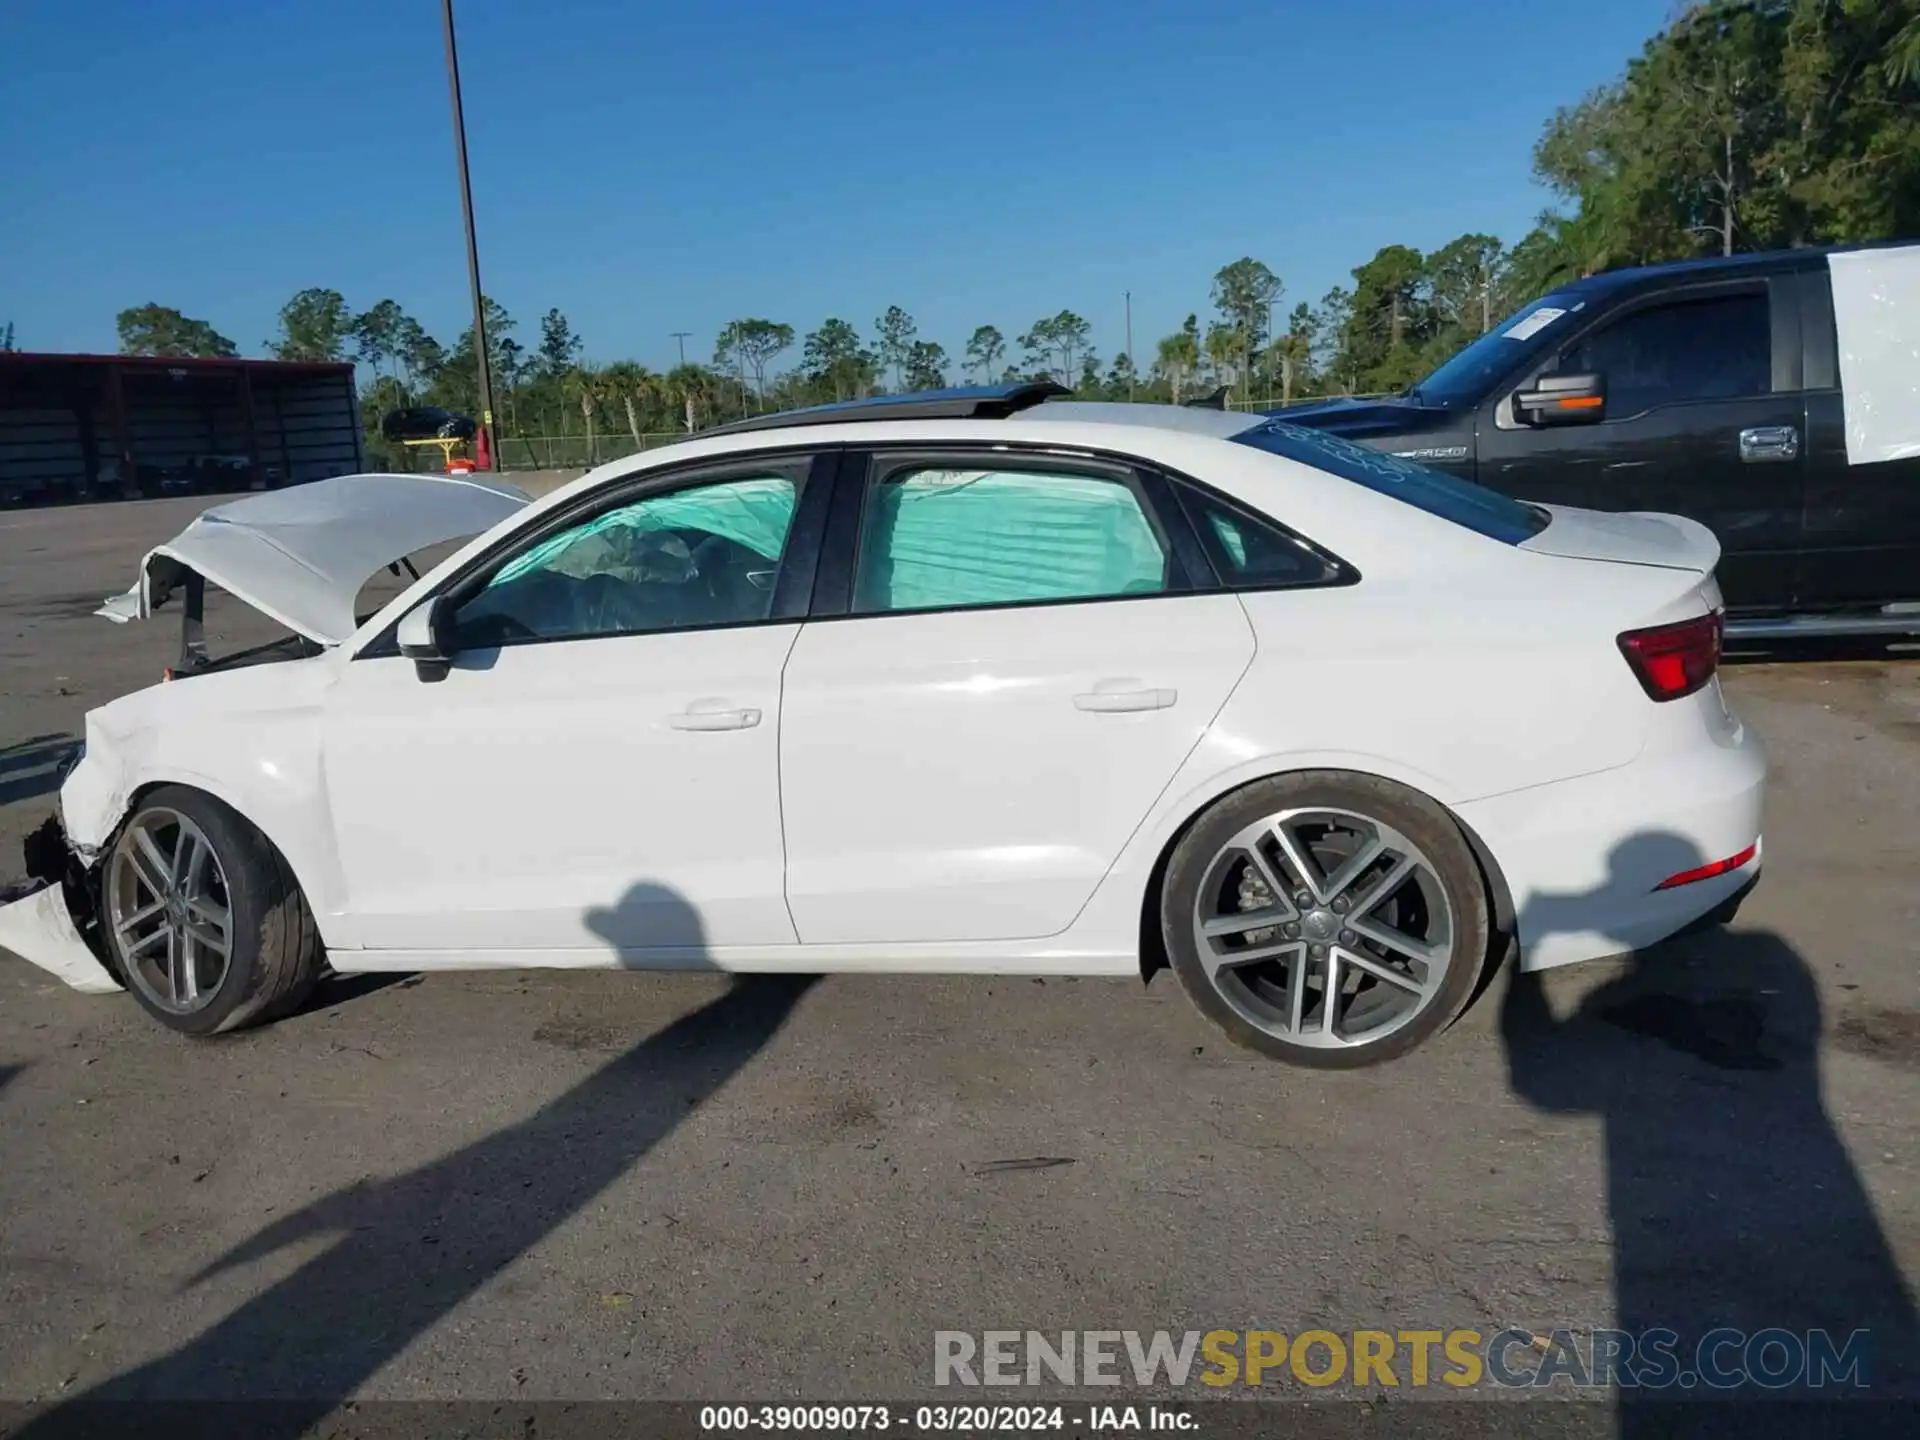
xmin=1520 ymin=504 xmax=1721 ymax=574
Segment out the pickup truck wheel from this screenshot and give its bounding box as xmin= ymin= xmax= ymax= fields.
xmin=1161 ymin=771 xmax=1488 ymax=1069
xmin=103 ymin=786 xmax=322 ymax=1036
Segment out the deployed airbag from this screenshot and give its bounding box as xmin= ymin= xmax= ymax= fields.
xmin=856 ymin=470 xmax=1166 ymax=612
xmin=494 ymin=477 xmax=795 ymax=584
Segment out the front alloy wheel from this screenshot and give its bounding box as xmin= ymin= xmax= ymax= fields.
xmin=108 ymin=807 xmax=234 ymax=1015
xmin=103 ymin=786 xmax=324 ymax=1036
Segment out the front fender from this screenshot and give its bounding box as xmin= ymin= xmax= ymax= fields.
xmin=57 ymin=665 xmax=350 ymax=947
xmin=65 ymin=757 xmax=348 ymax=949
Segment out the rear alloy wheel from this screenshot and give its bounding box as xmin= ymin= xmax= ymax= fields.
xmin=1162 ymin=772 xmax=1488 ymax=1068
xmin=104 ymin=786 xmax=323 ymax=1036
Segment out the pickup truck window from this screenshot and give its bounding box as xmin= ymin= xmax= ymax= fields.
xmin=1412 ymin=291 xmax=1586 ymax=407
xmin=1556 ymin=292 xmax=1770 ymax=417
xmin=1233 ymin=421 xmax=1550 ymax=545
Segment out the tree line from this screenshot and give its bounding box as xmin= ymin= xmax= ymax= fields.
xmin=107 ymin=0 xmax=1917 ymax=466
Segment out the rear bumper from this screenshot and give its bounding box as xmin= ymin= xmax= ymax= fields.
xmin=1456 ymin=708 xmax=1767 ymax=972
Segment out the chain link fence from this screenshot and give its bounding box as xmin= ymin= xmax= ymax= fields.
xmin=488 ymin=390 xmax=1405 ymax=470
xmin=494 ymin=432 xmax=690 ymax=471
xmin=1227 ymin=390 xmax=1397 ymax=411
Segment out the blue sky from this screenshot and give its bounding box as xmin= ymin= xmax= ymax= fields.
xmin=2 ymin=0 xmax=1670 ymax=373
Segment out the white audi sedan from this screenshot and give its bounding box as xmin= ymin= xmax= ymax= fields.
xmin=0 ymin=383 xmax=1765 ymax=1066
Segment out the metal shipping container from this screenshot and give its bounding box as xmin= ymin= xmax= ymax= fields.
xmin=0 ymin=352 xmax=364 ymax=506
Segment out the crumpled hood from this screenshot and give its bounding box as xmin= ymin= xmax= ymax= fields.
xmin=96 ymin=472 xmax=529 ymax=645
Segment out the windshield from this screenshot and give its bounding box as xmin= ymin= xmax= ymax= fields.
xmin=1231 ymin=421 xmax=1550 ymax=545
xmin=1411 ymin=291 xmax=1589 ymax=407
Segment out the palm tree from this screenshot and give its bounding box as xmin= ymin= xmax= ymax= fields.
xmin=1204 ymin=323 xmax=1240 ymax=395
xmin=567 ymin=364 xmax=602 ymax=465
xmin=666 ymin=363 xmax=717 ymax=434
xmin=1155 ymin=331 xmax=1199 ymax=403
xmin=599 ymin=361 xmax=661 ymax=456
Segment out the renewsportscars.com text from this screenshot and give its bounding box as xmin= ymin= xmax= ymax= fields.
xmin=934 ymin=1327 xmax=1873 ymax=1391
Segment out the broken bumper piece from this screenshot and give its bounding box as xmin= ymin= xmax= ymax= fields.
xmin=0 ymin=814 xmax=121 ymax=995
xmin=0 ymin=882 xmax=121 ymax=994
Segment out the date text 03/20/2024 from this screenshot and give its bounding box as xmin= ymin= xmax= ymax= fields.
xmin=698 ymin=1405 xmax=1192 ymax=1431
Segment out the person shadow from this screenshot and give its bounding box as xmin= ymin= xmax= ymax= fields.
xmin=15 ymin=883 xmax=816 ymax=1436
xmin=1501 ymin=832 xmax=1917 ymax=1428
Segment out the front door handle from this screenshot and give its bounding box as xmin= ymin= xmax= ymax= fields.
xmin=669 ymin=704 xmax=762 ymax=731
xmin=1074 ymin=685 xmax=1177 ymax=713
xmin=1739 ymin=425 xmax=1799 ymax=463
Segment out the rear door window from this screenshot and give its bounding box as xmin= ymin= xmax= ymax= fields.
xmin=852 ymin=462 xmax=1171 ymax=614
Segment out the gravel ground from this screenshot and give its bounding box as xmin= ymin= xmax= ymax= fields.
xmin=0 ymin=495 xmax=1915 ymax=1424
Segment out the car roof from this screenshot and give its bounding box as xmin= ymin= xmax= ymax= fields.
xmin=702 ymin=380 xmax=1266 ymax=444
xmin=1027 ymin=400 xmax=1263 ymax=438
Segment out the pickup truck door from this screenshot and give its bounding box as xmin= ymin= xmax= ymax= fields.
xmin=1473 ymin=277 xmax=1804 ymax=615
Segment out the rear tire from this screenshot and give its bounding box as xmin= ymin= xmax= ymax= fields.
xmin=1161 ymin=771 xmax=1488 ymax=1069
xmin=102 ymin=786 xmax=323 ymax=1036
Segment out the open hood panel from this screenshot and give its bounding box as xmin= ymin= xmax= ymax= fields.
xmin=96 ymin=472 xmax=529 ymax=645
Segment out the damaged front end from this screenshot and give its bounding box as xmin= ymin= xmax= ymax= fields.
xmin=0 ymin=811 xmax=123 ymax=996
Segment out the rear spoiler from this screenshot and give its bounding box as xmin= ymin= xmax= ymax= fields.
xmin=1183 ymin=385 xmax=1232 ymax=411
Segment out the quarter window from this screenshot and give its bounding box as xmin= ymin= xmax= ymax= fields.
xmin=1173 ymin=481 xmax=1344 ymax=588
xmin=852 ymin=464 xmax=1170 ymax=615
xmin=1556 ymin=292 xmax=1771 ymax=415
xmin=453 ymin=471 xmax=800 ymax=646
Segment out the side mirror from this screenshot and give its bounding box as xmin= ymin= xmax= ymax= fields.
xmin=396 ymin=595 xmax=454 ymax=680
xmin=1514 ymin=372 xmax=1606 ymax=426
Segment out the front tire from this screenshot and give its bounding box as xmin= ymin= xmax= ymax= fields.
xmin=102 ymin=786 xmax=324 ymax=1036
xmin=1161 ymin=771 xmax=1489 ymax=1068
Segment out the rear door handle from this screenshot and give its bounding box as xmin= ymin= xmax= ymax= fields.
xmin=669 ymin=704 xmax=762 ymax=731
xmin=1739 ymin=425 xmax=1799 ymax=463
xmin=1074 ymin=685 xmax=1177 ymax=713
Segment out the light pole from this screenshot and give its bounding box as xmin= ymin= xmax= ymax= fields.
xmin=1267 ymin=297 xmax=1278 ymax=407
xmin=1124 ymin=290 xmax=1134 ymax=403
xmin=670 ymin=331 xmax=691 ymax=367
xmin=442 ymin=0 xmax=494 ymax=467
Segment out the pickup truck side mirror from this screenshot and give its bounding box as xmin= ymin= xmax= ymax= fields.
xmin=396 ymin=595 xmax=455 ymax=681
xmin=1514 ymin=372 xmax=1606 ymax=427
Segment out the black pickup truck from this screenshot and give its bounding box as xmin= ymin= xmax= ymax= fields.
xmin=1271 ymin=243 xmax=1920 ymax=640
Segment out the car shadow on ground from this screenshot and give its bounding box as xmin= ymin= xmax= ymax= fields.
xmin=14 ymin=882 xmax=817 ymax=1437
xmin=284 ymin=968 xmax=419 ymax=1019
xmin=1501 ymin=831 xmax=1918 ymax=1426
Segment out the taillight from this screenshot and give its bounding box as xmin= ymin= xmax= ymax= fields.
xmin=1617 ymin=610 xmax=1722 ymax=701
